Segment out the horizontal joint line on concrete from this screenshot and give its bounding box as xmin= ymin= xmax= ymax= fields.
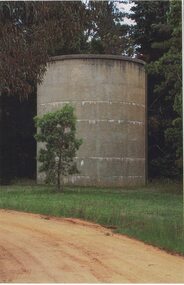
xmin=70 ymin=175 xmax=144 ymax=178
xmin=76 ymin=119 xmax=144 ymax=125
xmin=112 ymin=176 xmax=144 ymax=178
xmin=40 ymin=101 xmax=145 ymax=108
xmin=76 ymin=157 xmax=145 ymax=161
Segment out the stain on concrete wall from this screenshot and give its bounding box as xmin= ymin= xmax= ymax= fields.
xmin=37 ymin=54 xmax=146 ymax=187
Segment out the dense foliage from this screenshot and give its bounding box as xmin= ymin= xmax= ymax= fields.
xmin=34 ymin=105 xmax=82 ymax=191
xmin=85 ymin=1 xmax=130 ymax=55
xmin=130 ymin=0 xmax=182 ymax=179
xmin=0 ymin=1 xmax=130 ymax=98
xmin=0 ymin=1 xmax=89 ymax=98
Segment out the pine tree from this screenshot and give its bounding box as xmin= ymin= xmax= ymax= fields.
xmin=130 ymin=0 xmax=182 ymax=178
xmin=148 ymin=0 xmax=182 ymax=177
xmin=86 ymin=1 xmax=130 ymax=55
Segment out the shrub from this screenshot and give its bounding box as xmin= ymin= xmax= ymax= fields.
xmin=34 ymin=104 xmax=82 ymax=191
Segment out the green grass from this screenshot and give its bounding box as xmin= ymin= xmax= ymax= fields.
xmin=0 ymin=181 xmax=183 ymax=255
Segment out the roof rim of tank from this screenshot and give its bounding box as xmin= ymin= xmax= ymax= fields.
xmin=49 ymin=54 xmax=145 ymax=65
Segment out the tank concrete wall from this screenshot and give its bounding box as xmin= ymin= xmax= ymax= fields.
xmin=37 ymin=54 xmax=147 ymax=187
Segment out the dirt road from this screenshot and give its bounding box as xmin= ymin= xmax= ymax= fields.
xmin=0 ymin=209 xmax=183 ymax=283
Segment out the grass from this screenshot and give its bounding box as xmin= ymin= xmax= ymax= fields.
xmin=0 ymin=181 xmax=183 ymax=255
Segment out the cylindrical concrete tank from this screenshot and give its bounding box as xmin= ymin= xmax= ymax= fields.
xmin=37 ymin=54 xmax=147 ymax=187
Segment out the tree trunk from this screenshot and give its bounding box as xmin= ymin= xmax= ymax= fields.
xmin=57 ymin=169 xmax=64 ymax=192
xmin=57 ymin=155 xmax=63 ymax=192
xmin=57 ymin=171 xmax=61 ymax=192
xmin=57 ymin=171 xmax=64 ymax=192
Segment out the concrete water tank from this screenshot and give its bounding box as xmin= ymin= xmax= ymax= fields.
xmin=37 ymin=54 xmax=147 ymax=187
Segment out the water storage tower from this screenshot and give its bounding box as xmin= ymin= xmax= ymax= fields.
xmin=37 ymin=54 xmax=147 ymax=187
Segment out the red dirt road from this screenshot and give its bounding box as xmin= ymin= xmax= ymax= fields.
xmin=0 ymin=209 xmax=183 ymax=283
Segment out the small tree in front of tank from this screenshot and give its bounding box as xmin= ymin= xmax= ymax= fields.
xmin=34 ymin=104 xmax=82 ymax=192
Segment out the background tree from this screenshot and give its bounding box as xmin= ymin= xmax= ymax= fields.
xmin=0 ymin=1 xmax=88 ymax=97
xmin=147 ymin=0 xmax=182 ymax=177
xmin=86 ymin=1 xmax=130 ymax=55
xmin=129 ymin=0 xmax=182 ymax=179
xmin=130 ymin=1 xmax=171 ymax=62
xmin=0 ymin=1 xmax=130 ymax=96
xmin=34 ymin=105 xmax=82 ymax=192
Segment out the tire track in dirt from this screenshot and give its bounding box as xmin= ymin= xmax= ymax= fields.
xmin=0 ymin=217 xmax=113 ymax=282
xmin=0 ymin=209 xmax=183 ymax=283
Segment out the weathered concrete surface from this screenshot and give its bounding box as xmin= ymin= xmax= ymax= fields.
xmin=37 ymin=54 xmax=146 ymax=187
